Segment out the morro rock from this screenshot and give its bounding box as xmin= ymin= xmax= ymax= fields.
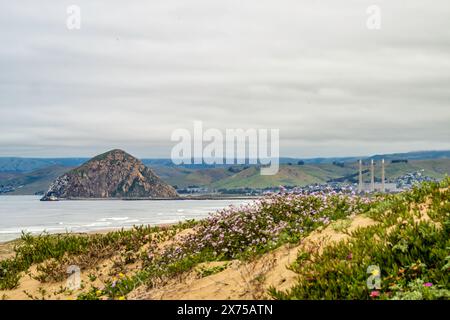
xmin=41 ymin=149 xmax=178 ymax=200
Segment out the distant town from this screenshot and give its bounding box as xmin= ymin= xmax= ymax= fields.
xmin=176 ymin=169 xmax=437 ymax=197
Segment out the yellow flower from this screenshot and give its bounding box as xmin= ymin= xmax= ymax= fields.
xmin=119 ymin=273 xmax=125 ymax=279
xmin=371 ymin=269 xmax=380 ymax=276
xmin=118 ymin=296 xmax=126 ymax=300
xmin=96 ymin=290 xmax=103 ymax=296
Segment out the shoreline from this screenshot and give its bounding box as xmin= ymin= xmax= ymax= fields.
xmin=0 ymin=221 xmax=181 ymax=259
xmin=0 ymin=221 xmax=181 ymax=245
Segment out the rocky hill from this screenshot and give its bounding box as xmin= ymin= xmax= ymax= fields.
xmin=41 ymin=149 xmax=178 ymax=200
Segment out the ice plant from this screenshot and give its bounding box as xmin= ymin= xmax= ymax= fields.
xmin=370 ymin=290 xmax=380 ymax=298
xmin=155 ymin=190 xmax=372 ymax=261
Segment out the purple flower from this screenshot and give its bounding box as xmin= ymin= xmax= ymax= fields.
xmin=423 ymin=282 xmax=433 ymax=287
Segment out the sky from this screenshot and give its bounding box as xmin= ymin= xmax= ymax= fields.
xmin=0 ymin=1 xmax=449 ymax=158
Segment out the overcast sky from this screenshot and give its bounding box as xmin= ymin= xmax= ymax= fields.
xmin=0 ymin=1 xmax=449 ymax=158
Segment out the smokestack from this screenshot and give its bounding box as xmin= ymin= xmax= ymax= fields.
xmin=381 ymin=158 xmax=385 ymax=192
xmin=358 ymin=159 xmax=363 ymax=193
xmin=371 ymin=159 xmax=375 ymax=192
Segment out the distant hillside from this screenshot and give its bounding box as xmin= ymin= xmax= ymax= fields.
xmin=380 ymin=159 xmax=450 ymax=180
xmin=368 ymin=150 xmax=450 ymax=162
xmin=1 ymin=150 xmax=448 ymax=173
xmin=0 ymin=165 xmax=73 ymax=195
xmin=0 ymin=157 xmax=87 ymax=173
xmin=211 ymin=164 xmax=353 ymax=189
xmin=152 ymin=166 xmax=235 ymax=188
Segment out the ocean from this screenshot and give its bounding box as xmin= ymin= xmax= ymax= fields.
xmin=0 ymin=196 xmax=250 ymax=242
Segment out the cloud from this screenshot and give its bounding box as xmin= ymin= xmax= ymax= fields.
xmin=0 ymin=0 xmax=449 ymax=158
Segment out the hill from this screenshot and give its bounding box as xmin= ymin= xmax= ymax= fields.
xmin=151 ymin=166 xmax=235 ymax=188
xmin=41 ymin=149 xmax=178 ymax=200
xmin=2 ymin=165 xmax=74 ymax=195
xmin=210 ymin=165 xmax=331 ymax=189
xmin=0 ymin=157 xmax=87 ymax=173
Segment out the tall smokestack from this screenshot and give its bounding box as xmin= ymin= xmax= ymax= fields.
xmin=358 ymin=159 xmax=363 ymax=193
xmin=371 ymin=159 xmax=375 ymax=192
xmin=381 ymin=158 xmax=385 ymax=192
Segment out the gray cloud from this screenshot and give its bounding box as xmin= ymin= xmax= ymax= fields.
xmin=0 ymin=0 xmax=449 ymax=158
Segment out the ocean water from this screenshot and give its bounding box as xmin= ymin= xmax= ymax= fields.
xmin=0 ymin=196 xmax=250 ymax=242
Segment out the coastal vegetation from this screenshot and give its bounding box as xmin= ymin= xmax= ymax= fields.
xmin=270 ymin=181 xmax=450 ymax=299
xmin=0 ymin=178 xmax=448 ymax=300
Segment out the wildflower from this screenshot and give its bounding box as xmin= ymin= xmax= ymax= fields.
xmin=119 ymin=273 xmax=125 ymax=279
xmin=423 ymin=282 xmax=433 ymax=287
xmin=371 ymin=269 xmax=380 ymax=276
xmin=346 ymin=253 xmax=353 ymax=260
xmin=370 ymin=290 xmax=380 ymax=298
xmin=118 ymin=296 xmax=126 ymax=300
xmin=96 ymin=290 xmax=102 ymax=296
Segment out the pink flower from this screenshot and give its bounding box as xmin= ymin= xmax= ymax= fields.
xmin=423 ymin=282 xmax=433 ymax=287
xmin=346 ymin=253 xmax=353 ymax=260
xmin=370 ymin=290 xmax=380 ymax=298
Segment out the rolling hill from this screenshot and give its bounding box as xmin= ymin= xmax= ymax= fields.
xmin=1 ymin=150 xmax=449 ymax=173
xmin=151 ymin=166 xmax=235 ymax=188
xmin=0 ymin=165 xmax=74 ymax=195
xmin=210 ymin=164 xmax=351 ymax=189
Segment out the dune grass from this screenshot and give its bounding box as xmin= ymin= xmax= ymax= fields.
xmin=0 ymin=221 xmax=197 ymax=291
